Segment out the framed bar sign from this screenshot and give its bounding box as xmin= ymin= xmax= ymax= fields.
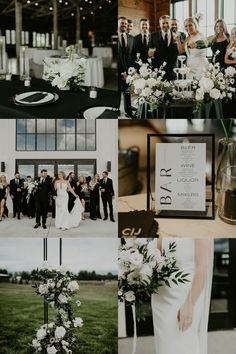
xmin=147 ymin=134 xmax=215 ymax=219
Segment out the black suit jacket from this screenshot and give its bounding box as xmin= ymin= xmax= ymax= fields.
xmin=35 ymin=176 xmax=55 ymax=202
xmin=149 ymin=30 xmax=178 ymax=80
xmin=9 ymin=178 xmax=24 ymax=197
xmin=118 ymin=33 xmax=135 ymax=75
xmin=100 ymin=178 xmax=114 ymax=198
xmin=134 ymin=33 xmax=151 ymax=63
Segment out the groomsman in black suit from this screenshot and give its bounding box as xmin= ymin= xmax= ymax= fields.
xmin=148 ymin=15 xmax=178 ymax=80
xmin=171 ymin=18 xmax=186 ymax=44
xmin=134 ymin=18 xmax=151 ymax=63
xmin=10 ymin=172 xmax=24 ymax=219
xmin=127 ymin=19 xmax=134 ymax=36
xmin=118 ymin=16 xmax=135 ymax=118
xmin=100 ymin=171 xmax=115 ymax=222
xmin=34 ymin=169 xmax=55 ymax=229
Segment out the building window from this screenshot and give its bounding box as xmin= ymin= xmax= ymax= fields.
xmin=16 ymin=119 xmax=96 ymax=151
xmin=221 ymin=0 xmax=236 ymax=32
xmin=171 ymin=0 xmax=189 ymax=31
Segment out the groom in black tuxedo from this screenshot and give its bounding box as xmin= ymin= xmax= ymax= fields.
xmin=118 ymin=16 xmax=135 ymax=118
xmin=134 ymin=19 xmax=151 ymax=63
xmin=9 ymin=172 xmax=24 ymax=219
xmin=148 ymin=15 xmax=178 ymax=80
xmin=100 ymin=171 xmax=115 ymax=222
xmin=34 ymin=169 xmax=55 ymax=229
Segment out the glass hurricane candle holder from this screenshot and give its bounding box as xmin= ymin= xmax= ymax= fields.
xmin=218 ymin=165 xmax=236 ymax=225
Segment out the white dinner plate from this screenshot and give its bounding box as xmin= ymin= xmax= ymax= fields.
xmin=83 ymin=106 xmax=115 ymax=119
xmin=14 ymin=91 xmax=56 ymax=106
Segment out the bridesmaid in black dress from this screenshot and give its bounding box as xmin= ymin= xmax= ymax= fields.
xmin=225 ymin=27 xmax=236 ymax=67
xmin=0 ymin=175 xmax=9 ymax=221
xmin=66 ymin=172 xmax=77 ymax=212
xmin=76 ymin=176 xmax=86 ymax=220
xmin=211 ymin=19 xmax=229 ymax=68
xmin=89 ymin=174 xmax=102 ymax=220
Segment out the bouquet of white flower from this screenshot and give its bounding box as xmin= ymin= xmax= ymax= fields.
xmin=126 ymin=60 xmax=171 ymax=111
xmin=31 ymin=265 xmax=83 ymax=354
xmin=118 ymin=239 xmax=189 ymax=321
xmin=227 ymin=46 xmax=236 ymax=59
xmin=192 ymin=62 xmax=236 ymax=112
xmin=43 ymin=45 xmax=86 ymax=91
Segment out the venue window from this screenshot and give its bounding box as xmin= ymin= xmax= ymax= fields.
xmin=171 ymin=0 xmax=189 ymax=31
xmin=221 ymin=0 xmax=236 ymax=32
xmin=16 ymin=119 xmax=96 ymax=151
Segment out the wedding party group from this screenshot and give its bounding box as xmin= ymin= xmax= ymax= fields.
xmin=0 ymin=170 xmax=115 ymax=231
xmin=118 ymin=14 xmax=236 ymax=117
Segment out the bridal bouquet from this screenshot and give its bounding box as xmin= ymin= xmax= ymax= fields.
xmin=118 ymin=239 xmax=189 ymax=321
xmin=31 ymin=265 xmax=83 ymax=354
xmin=43 ymin=45 xmax=86 ymax=91
xmin=192 ymin=62 xmax=236 ymax=111
xmin=126 ymin=60 xmax=171 ymax=110
xmin=227 ymin=46 xmax=236 ymax=59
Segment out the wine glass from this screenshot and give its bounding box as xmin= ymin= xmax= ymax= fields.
xmin=173 ymin=67 xmax=180 ymax=81
xmin=177 ymin=55 xmax=186 ymax=68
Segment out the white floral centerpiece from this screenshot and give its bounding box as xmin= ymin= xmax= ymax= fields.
xmin=192 ymin=62 xmax=236 ymax=112
xmin=126 ymin=59 xmax=171 ymax=113
xmin=31 ymin=265 xmax=83 ymax=354
xmin=43 ymin=45 xmax=86 ymax=91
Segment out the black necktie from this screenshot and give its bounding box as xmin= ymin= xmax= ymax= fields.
xmin=121 ymin=33 xmax=126 ymax=50
xmin=143 ymin=34 xmax=147 ymax=48
xmin=164 ymin=33 xmax=168 ymax=47
xmin=16 ymin=179 xmax=19 ymax=185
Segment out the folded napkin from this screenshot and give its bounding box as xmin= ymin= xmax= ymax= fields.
xmin=96 ymin=109 xmax=119 ymax=119
xmin=20 ymin=92 xmax=48 ymax=103
xmin=118 ymin=210 xmax=159 ymax=237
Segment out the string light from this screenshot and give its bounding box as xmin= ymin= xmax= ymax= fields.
xmin=65 ymin=1 xmax=68 ymax=5
xmin=71 ymin=12 xmax=75 ymax=16
xmin=49 ymin=6 xmax=53 ymax=10
xmin=35 ymin=2 xmax=38 ymax=6
xmin=99 ymin=5 xmax=102 ymax=9
xmin=80 ymin=7 xmax=83 ymax=10
xmin=91 ymin=11 xmax=94 ymax=14
xmin=59 ymin=0 xmax=62 ymax=3
xmin=82 ymin=16 xmax=86 ymax=20
xmin=27 ymin=0 xmax=31 ymax=4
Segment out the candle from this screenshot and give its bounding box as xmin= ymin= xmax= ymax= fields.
xmin=89 ymin=86 xmax=98 ymax=99
xmin=24 ymin=77 xmax=31 ymax=87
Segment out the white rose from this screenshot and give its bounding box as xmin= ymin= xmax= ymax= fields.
xmin=32 ymin=339 xmax=41 ymax=348
xmin=195 ymin=88 xmax=204 ymax=101
xmin=38 ymin=284 xmax=48 ymax=295
xmin=129 ymin=250 xmax=144 ymax=268
xmin=139 ymin=264 xmax=153 ymax=284
xmin=67 ymin=280 xmax=79 ymax=292
xmin=209 ymin=88 xmax=221 ymax=100
xmin=36 ymin=328 xmax=47 ymax=341
xmin=55 ymin=326 xmax=66 ymax=340
xmin=47 ymin=346 xmax=57 ymax=354
xmin=199 ymin=77 xmax=214 ymax=93
xmin=154 ymin=90 xmax=163 ymax=98
xmin=58 ymin=294 xmax=68 ymax=304
xmin=48 ymin=322 xmax=55 ymax=329
xmin=147 ymin=78 xmax=157 ymax=88
xmin=73 ymin=317 xmax=84 ymax=328
xmin=127 ymin=271 xmax=139 ymax=285
xmin=141 ymin=87 xmax=152 ymax=97
xmin=126 ymin=75 xmax=133 ymax=84
xmin=124 ymin=291 xmax=136 ymax=302
xmin=225 ymin=66 xmax=236 ymax=77
xmin=133 ymin=78 xmax=146 ymax=90
xmin=227 ymin=93 xmax=233 ymax=99
xmin=139 ymin=65 xmax=149 ymax=77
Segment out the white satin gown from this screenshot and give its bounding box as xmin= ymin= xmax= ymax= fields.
xmin=186 ymin=33 xmax=209 ymax=79
xmin=151 ymin=238 xmax=213 ymax=354
xmin=55 ymin=182 xmax=84 ymax=229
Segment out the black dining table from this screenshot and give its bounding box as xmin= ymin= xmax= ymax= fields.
xmin=0 ymin=76 xmax=119 ymax=118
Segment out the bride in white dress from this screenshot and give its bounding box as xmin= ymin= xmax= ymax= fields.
xmin=151 ymin=238 xmax=214 ymax=354
xmin=176 ymin=17 xmax=209 ymax=79
xmin=54 ymin=171 xmax=84 ymax=230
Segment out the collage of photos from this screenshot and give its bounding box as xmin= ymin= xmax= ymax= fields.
xmin=0 ymin=1 xmax=236 ymax=354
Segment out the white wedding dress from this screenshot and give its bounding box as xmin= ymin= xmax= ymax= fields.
xmin=185 ymin=33 xmax=209 ymax=79
xmin=151 ymin=238 xmax=213 ymax=354
xmin=55 ymin=182 xmax=84 ymax=229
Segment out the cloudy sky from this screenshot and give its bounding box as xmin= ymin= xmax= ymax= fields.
xmin=0 ymin=238 xmax=118 ymax=274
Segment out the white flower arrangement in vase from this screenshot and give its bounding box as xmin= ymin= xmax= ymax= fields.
xmin=43 ymin=45 xmax=86 ymax=91
xmin=31 ymin=265 xmax=83 ymax=354
xmin=192 ymin=62 xmax=236 ymax=112
xmin=126 ymin=59 xmax=172 ymax=111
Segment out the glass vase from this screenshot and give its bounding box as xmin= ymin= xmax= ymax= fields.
xmin=216 ymin=138 xmax=236 ymax=192
xmin=218 ymin=165 xmax=236 ymax=225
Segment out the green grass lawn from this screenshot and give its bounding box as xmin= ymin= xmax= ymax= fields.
xmin=0 ymin=281 xmax=117 ymax=354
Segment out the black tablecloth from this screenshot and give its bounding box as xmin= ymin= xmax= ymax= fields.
xmin=0 ymin=76 xmax=119 ymax=118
